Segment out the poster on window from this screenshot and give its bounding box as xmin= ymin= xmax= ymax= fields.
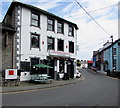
xmin=5 ymin=69 xmax=18 ymax=79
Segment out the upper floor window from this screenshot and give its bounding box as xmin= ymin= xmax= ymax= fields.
xmin=69 ymin=41 xmax=74 ymax=53
xmin=47 ymin=37 xmax=54 ymax=50
xmin=3 ymin=34 xmax=9 ymax=49
xmin=57 ymin=22 xmax=64 ymax=34
xmin=113 ymin=48 xmax=116 ymax=56
xmin=118 ymin=42 xmax=120 ymax=46
xmin=47 ymin=18 xmax=54 ymax=31
xmin=58 ymin=39 xmax=64 ymax=51
xmin=31 ymin=13 xmax=40 ymax=27
xmin=68 ymin=25 xmax=74 ymax=37
xmin=31 ymin=33 xmax=40 ymax=48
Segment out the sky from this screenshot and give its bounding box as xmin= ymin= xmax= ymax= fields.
xmin=0 ymin=0 xmax=119 ymax=60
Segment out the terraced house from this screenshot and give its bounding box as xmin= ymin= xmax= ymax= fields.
xmin=2 ymin=1 xmax=78 ymax=81
xmin=92 ymin=38 xmax=120 ymax=75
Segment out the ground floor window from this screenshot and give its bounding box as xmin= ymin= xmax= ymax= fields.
xmin=59 ymin=60 xmax=64 ymax=73
xmin=20 ymin=61 xmax=30 ymax=71
xmin=113 ymin=59 xmax=116 ymax=71
xmin=30 ymin=58 xmax=40 ymax=74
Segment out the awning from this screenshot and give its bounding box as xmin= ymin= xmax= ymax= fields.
xmin=33 ymin=64 xmax=53 ymax=68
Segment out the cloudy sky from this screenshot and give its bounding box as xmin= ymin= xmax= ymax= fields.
xmin=1 ymin=0 xmax=119 ymax=60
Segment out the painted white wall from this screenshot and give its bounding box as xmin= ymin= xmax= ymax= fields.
xmin=19 ymin=7 xmax=77 ymax=63
xmin=20 ymin=72 xmax=31 ymax=81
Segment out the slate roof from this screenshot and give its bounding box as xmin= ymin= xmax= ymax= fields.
xmin=0 ymin=22 xmax=15 ymax=32
xmin=2 ymin=1 xmax=78 ymax=30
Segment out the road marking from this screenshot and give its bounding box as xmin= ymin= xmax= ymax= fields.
xmin=1 ymin=89 xmax=38 ymax=95
xmin=1 ymin=78 xmax=84 ymax=95
xmin=1 ymin=83 xmax=73 ymax=95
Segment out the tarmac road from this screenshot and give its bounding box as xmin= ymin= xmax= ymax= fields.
xmin=2 ymin=69 xmax=119 ymax=107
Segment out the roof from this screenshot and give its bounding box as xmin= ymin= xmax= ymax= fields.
xmin=3 ymin=1 xmax=79 ymax=30
xmin=0 ymin=22 xmax=15 ymax=32
xmin=93 ymin=38 xmax=120 ymax=56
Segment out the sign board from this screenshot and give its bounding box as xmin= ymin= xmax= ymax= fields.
xmin=5 ymin=69 xmax=18 ymax=79
xmin=49 ymin=50 xmax=71 ymax=58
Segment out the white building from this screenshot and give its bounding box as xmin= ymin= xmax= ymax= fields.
xmin=2 ymin=1 xmax=78 ymax=80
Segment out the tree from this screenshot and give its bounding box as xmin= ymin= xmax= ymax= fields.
xmin=77 ymin=60 xmax=81 ymax=67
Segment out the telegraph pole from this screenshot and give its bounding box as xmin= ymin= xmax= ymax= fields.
xmin=111 ymin=35 xmax=114 ymax=73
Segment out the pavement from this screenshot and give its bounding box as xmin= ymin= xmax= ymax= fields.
xmin=1 ymin=77 xmax=84 ymax=93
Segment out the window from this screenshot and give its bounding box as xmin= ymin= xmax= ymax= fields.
xmin=68 ymin=25 xmax=74 ymax=36
xmin=20 ymin=61 xmax=30 ymax=71
xmin=47 ymin=37 xmax=54 ymax=50
xmin=31 ymin=33 xmax=40 ymax=48
xmin=113 ymin=48 xmax=116 ymax=56
xmin=59 ymin=60 xmax=64 ymax=73
xmin=4 ymin=35 xmax=8 ymax=48
xmin=57 ymin=22 xmax=64 ymax=34
xmin=58 ymin=39 xmax=64 ymax=51
xmin=30 ymin=58 xmax=40 ymax=74
xmin=69 ymin=41 xmax=74 ymax=53
xmin=47 ymin=18 xmax=54 ymax=31
xmin=118 ymin=42 xmax=120 ymax=46
xmin=31 ymin=13 xmax=40 ymax=27
xmin=113 ymin=59 xmax=116 ymax=70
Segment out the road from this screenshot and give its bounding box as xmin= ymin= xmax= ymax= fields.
xmin=2 ymin=69 xmax=119 ymax=106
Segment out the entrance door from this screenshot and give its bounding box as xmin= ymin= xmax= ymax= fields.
xmin=30 ymin=58 xmax=39 ymax=74
xmin=67 ymin=62 xmax=74 ymax=78
xmin=48 ymin=59 xmax=54 ymax=79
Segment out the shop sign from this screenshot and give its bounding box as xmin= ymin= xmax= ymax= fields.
xmin=5 ymin=69 xmax=18 ymax=79
xmin=49 ymin=50 xmax=70 ymax=58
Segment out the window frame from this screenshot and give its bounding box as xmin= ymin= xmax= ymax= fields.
xmin=69 ymin=41 xmax=74 ymax=53
xmin=30 ymin=57 xmax=40 ymax=75
xmin=47 ymin=37 xmax=55 ymax=50
xmin=4 ymin=34 xmax=9 ymax=49
xmin=113 ymin=59 xmax=116 ymax=70
xmin=31 ymin=12 xmax=40 ymax=27
xmin=113 ymin=48 xmax=116 ymax=56
xmin=58 ymin=39 xmax=64 ymax=51
xmin=47 ymin=17 xmax=55 ymax=31
xmin=68 ymin=25 xmax=74 ymax=37
xmin=30 ymin=33 xmax=40 ymax=49
xmin=57 ymin=21 xmax=64 ymax=34
xmin=118 ymin=42 xmax=120 ymax=46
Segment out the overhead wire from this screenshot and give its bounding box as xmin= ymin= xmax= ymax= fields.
xmin=74 ymin=0 xmax=111 ymax=37
xmin=65 ymin=3 xmax=117 ymax=18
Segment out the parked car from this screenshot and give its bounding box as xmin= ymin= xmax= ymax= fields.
xmin=75 ymin=70 xmax=81 ymax=78
xmin=82 ymin=65 xmax=85 ymax=69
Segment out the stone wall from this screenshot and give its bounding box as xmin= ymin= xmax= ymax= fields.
xmin=0 ymin=29 xmax=2 ymax=72
xmin=2 ymin=33 xmax=13 ymax=71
